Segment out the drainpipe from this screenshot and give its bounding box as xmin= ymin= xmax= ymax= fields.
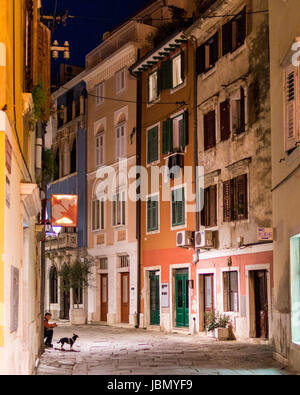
xmin=129 ymin=51 xmax=142 ymax=329
xmin=190 ymin=35 xmax=199 ymax=235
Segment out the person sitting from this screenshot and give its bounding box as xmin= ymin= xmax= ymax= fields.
xmin=44 ymin=312 xmax=57 ymax=347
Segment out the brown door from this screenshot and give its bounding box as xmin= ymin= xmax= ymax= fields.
xmin=204 ymin=274 xmax=214 ymax=325
xmin=60 ymin=280 xmax=70 ymax=320
xmin=121 ymin=272 xmax=129 ymax=323
xmin=254 ymin=270 xmax=268 ymax=338
xmin=100 ymin=274 xmax=108 ymax=322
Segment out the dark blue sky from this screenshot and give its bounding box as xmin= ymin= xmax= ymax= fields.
xmin=41 ymin=0 xmax=153 ymax=77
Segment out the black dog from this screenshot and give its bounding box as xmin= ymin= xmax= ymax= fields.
xmin=57 ymin=334 xmax=79 ymax=350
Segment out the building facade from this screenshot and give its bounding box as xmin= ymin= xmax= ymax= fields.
xmin=269 ymin=0 xmax=300 ymax=371
xmin=0 ymin=0 xmax=50 ymax=374
xmin=132 ymin=29 xmax=196 ymax=333
xmin=45 ymin=77 xmax=88 ymax=324
xmin=186 ymin=0 xmax=273 ymax=340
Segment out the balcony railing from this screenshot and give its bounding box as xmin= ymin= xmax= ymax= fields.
xmin=45 ymin=232 xmax=78 ymax=251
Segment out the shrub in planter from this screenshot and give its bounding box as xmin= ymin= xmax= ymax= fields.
xmin=204 ymin=311 xmax=231 ymax=339
xmin=58 ymin=255 xmax=94 ymax=324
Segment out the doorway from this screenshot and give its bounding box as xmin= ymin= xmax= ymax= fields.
xmin=248 ymin=268 xmax=269 ymax=339
xmin=100 ymin=274 xmax=108 ymax=322
xmin=149 ymin=271 xmax=160 ymax=325
xmin=253 ymin=270 xmax=268 ymax=338
xmin=60 ymin=281 xmax=70 ymax=320
xmin=175 ymin=269 xmax=189 ymax=327
xmin=121 ymin=272 xmax=129 ymax=323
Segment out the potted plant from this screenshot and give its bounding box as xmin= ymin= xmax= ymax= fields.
xmin=58 ymin=255 xmax=94 ymax=325
xmin=204 ymin=311 xmax=231 ymax=340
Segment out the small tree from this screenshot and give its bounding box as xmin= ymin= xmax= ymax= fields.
xmin=58 ymin=255 xmax=94 ymax=309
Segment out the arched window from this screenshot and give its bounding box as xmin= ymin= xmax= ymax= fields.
xmin=54 ymin=148 xmax=60 ymax=180
xmin=70 ymin=139 xmax=77 ymax=174
xmin=50 ymin=266 xmax=58 ymax=304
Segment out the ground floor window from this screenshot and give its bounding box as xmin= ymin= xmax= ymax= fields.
xmin=223 ymin=270 xmax=239 ymax=312
xmin=291 ymin=234 xmax=300 ymax=345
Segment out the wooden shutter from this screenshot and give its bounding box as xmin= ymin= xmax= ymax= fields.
xmin=147 ymin=126 xmax=158 ymax=164
xmin=204 ymin=110 xmax=216 ymax=150
xmin=223 ymin=179 xmax=234 ymax=222
xmin=235 ymin=7 xmax=247 ymax=49
xmin=196 ymin=45 xmax=206 ymax=75
xmin=234 ymin=174 xmax=248 ymax=220
xmin=240 ymin=87 xmax=245 ymax=133
xmin=209 ymin=32 xmax=219 ymax=68
xmin=162 ymin=119 xmax=173 ymax=154
xmin=25 ymin=0 xmax=34 ymax=92
xmin=220 ymin=100 xmax=231 ymax=141
xmin=209 ymin=185 xmax=217 ymax=226
xmin=161 ymin=59 xmax=172 ymax=90
xmin=284 ymin=65 xmax=298 ymax=151
xmin=172 ymin=188 xmax=185 ymax=226
xmin=222 ymin=21 xmax=233 ymax=56
xmin=182 ymin=110 xmax=189 ymax=149
xmin=181 ymin=49 xmax=186 ymax=82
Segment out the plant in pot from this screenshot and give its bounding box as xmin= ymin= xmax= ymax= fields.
xmin=58 ymin=255 xmax=94 ymax=325
xmin=204 ymin=311 xmax=231 ymax=340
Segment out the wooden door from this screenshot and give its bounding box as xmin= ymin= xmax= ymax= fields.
xmin=204 ymin=274 xmax=214 ymax=316
xmin=121 ymin=272 xmax=129 ymax=323
xmin=149 ymin=272 xmax=160 ymax=325
xmin=100 ymin=274 xmax=108 ymax=322
xmin=175 ymin=271 xmax=189 ymax=327
xmin=254 ymin=270 xmax=268 ymax=338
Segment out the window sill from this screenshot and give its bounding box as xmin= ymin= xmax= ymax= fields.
xmin=147 ymin=96 xmax=160 ymax=108
xmin=229 ymin=43 xmax=247 ymax=61
xmin=170 ymin=80 xmax=186 ymax=95
xmin=146 ymin=159 xmax=160 ymax=168
xmin=201 ymin=66 xmax=216 ymax=81
xmin=146 ymin=229 xmax=160 ymax=235
xmin=171 ymin=223 xmax=186 ymax=231
xmin=92 ymin=229 xmax=105 ymax=233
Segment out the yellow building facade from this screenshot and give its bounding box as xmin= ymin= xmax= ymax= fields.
xmin=0 ymin=0 xmax=50 ymax=374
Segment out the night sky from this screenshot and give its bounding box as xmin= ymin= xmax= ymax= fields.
xmin=41 ymin=0 xmax=153 ymax=79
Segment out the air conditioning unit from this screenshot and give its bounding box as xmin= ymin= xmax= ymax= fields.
xmin=194 ymin=230 xmax=214 ymax=249
xmin=176 ymin=230 xmax=194 ymax=248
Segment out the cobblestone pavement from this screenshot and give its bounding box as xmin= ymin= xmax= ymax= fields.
xmin=36 ymin=323 xmax=297 ymax=375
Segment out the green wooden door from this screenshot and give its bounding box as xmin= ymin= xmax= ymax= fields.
xmin=150 ymin=272 xmax=160 ymax=325
xmin=175 ymin=271 xmax=189 ymax=327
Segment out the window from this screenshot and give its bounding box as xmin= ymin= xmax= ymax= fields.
xmin=99 ymin=257 xmax=108 ymax=270
xmin=92 ymin=198 xmax=104 ymax=231
xmin=222 ymin=7 xmax=246 ymax=56
xmin=203 ymin=110 xmax=216 ymax=150
xmin=223 ymin=174 xmax=248 ymax=222
xmin=147 ymin=126 xmax=159 ymax=164
xmin=147 ymin=194 xmax=159 ymax=232
xmin=119 ymin=255 xmax=130 ymax=268
xmin=95 ymin=82 xmax=104 ymax=105
xmin=196 ymin=32 xmax=218 ymax=75
xmin=284 ymin=64 xmax=300 ymax=151
xmin=172 ymin=53 xmax=183 ymax=88
xmin=112 ymin=190 xmax=126 ymax=226
xmin=162 ymin=111 xmax=188 ymax=154
xmin=25 ymin=0 xmax=34 ymax=92
xmin=220 ymin=99 xmax=231 ymax=141
xmin=49 ymin=266 xmax=58 ymax=304
xmin=223 ymin=271 xmax=239 ymax=312
xmin=96 ymin=133 xmax=104 ymax=166
xmin=171 ymin=187 xmax=185 ymax=227
xmin=160 ymin=50 xmax=185 ymax=90
xmin=70 ymin=139 xmax=77 ymax=173
xmin=231 ymin=87 xmax=246 ymax=135
xmin=116 ymin=69 xmax=125 ymax=93
xmin=201 ymin=185 xmax=217 ymax=227
xmin=116 ymin=124 xmax=126 ymax=158
xmin=148 ymin=70 xmax=159 ymax=103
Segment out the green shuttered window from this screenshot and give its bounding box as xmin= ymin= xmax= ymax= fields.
xmin=162 ymin=111 xmax=189 ymax=154
xmin=147 ymin=126 xmax=159 ymax=164
xmin=147 ymin=195 xmax=159 ymax=232
xmin=171 ymin=187 xmax=185 ymax=227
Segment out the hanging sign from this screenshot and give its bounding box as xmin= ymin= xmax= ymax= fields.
xmin=51 ymin=194 xmax=78 ymax=227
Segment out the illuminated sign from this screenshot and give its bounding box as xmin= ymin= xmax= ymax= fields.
xmin=51 ymin=194 xmax=78 ymax=227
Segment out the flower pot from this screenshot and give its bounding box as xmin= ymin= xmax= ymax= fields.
xmin=70 ymin=308 xmax=87 ymax=325
xmin=215 ymin=327 xmax=229 ymax=340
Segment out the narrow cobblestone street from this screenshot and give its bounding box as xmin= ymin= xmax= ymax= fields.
xmin=36 ymin=324 xmax=296 ymax=375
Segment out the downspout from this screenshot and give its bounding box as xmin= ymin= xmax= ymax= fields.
xmin=129 ymin=52 xmax=141 ymax=329
xmin=190 ymin=35 xmax=199 ymax=235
